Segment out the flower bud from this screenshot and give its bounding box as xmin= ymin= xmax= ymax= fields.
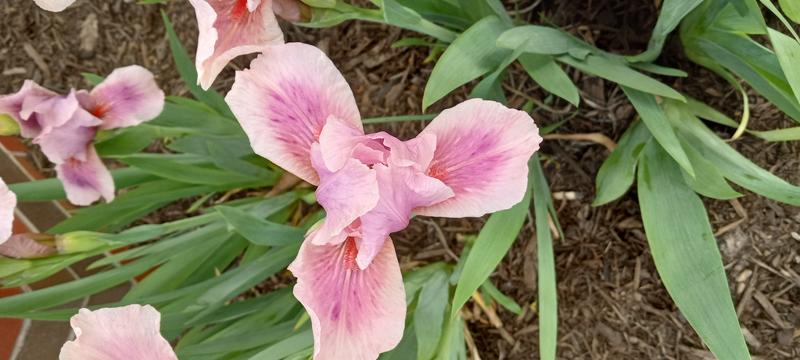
xmin=0 ymin=233 xmax=56 ymax=259
xmin=56 ymin=231 xmax=105 ymax=254
xmin=0 ymin=114 xmax=20 ymax=136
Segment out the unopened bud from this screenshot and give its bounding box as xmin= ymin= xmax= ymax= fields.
xmin=56 ymin=231 xmax=105 ymax=254
xmin=0 ymin=233 xmax=56 ymax=259
xmin=0 ymin=114 xmax=20 ymax=136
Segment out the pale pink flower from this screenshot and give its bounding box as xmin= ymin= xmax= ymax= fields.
xmin=59 ymin=305 xmax=177 ymax=360
xmin=0 ymin=177 xmax=16 ymax=245
xmin=0 ymin=66 xmax=165 ymax=206
xmin=189 ymin=0 xmax=285 ymax=90
xmin=226 ymin=43 xmax=542 ymax=359
xmin=0 ymin=233 xmax=56 ymax=259
xmin=33 ymin=0 xmax=75 ymax=12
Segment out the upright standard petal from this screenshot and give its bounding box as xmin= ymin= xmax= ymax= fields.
xmin=190 ymin=0 xmax=285 ymax=90
xmin=308 ymin=145 xmax=379 ymax=246
xmin=35 ymin=108 xmax=100 ymax=164
xmin=226 ymin=43 xmax=361 ymax=184
xmin=415 ymin=99 xmax=542 ymax=218
xmin=81 ymin=66 xmax=165 ymax=129
xmin=0 ymin=177 xmax=16 ymax=244
xmin=56 ymin=147 xmax=115 ymax=206
xmin=59 ymin=304 xmax=177 ymax=360
xmin=33 ymin=0 xmax=75 ymax=12
xmin=289 ymin=237 xmax=406 ymax=360
xmin=0 ymin=80 xmax=61 ymax=138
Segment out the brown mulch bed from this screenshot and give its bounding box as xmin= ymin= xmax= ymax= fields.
xmin=1 ymin=0 xmax=799 ymax=359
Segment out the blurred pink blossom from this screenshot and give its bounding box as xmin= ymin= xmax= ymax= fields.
xmin=0 ymin=66 xmax=164 ymax=206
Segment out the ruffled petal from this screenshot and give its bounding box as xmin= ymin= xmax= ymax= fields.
xmin=415 ymin=99 xmax=541 ymax=218
xmin=319 ymin=116 xmax=383 ymax=172
xmin=356 ymin=163 xmax=452 ymax=268
xmin=190 ymin=0 xmax=285 ymax=90
xmin=0 ymin=177 xmax=16 ymax=245
xmin=289 ymin=237 xmax=406 ymax=360
xmin=33 ymin=0 xmax=75 ymax=12
xmin=59 ymin=304 xmax=177 ymax=360
xmin=35 ymin=108 xmax=99 ymax=164
xmin=0 ymin=80 xmax=62 ymax=138
xmin=83 ymin=65 xmax=165 ymax=130
xmin=308 ymin=145 xmax=379 ymax=246
xmin=0 ymin=233 xmax=56 ymax=259
xmin=56 ymin=147 xmax=115 ymax=206
xmin=226 ymin=43 xmax=361 ymax=184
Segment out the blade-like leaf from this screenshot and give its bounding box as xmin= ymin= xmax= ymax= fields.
xmin=623 ymin=87 xmax=695 ymax=177
xmin=423 ymin=16 xmax=510 ymax=110
xmin=637 ymin=140 xmax=750 ymax=360
xmin=593 ymin=120 xmax=651 ymax=206
xmin=217 ymin=206 xmax=304 ymax=247
xmin=415 ymin=269 xmax=450 ymax=360
xmin=531 ymin=156 xmax=558 ymax=360
xmin=450 ymin=159 xmax=532 ymax=318
xmin=559 ymin=55 xmax=685 ymax=101
xmin=627 ymin=0 xmax=704 ymax=62
xmin=519 ymin=54 xmax=580 ymax=106
xmin=767 ymin=28 xmax=800 ymax=105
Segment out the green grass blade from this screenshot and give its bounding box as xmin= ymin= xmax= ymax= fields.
xmin=627 ymin=0 xmax=703 ymax=62
xmin=559 ymin=55 xmax=685 ymax=101
xmin=519 ymin=54 xmax=580 ymax=106
xmin=593 ymin=120 xmax=651 ymax=206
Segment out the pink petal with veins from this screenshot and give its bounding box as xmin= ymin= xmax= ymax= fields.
xmin=226 ymin=43 xmax=361 ymax=184
xmin=81 ymin=65 xmax=165 ymax=130
xmin=0 ymin=81 xmax=64 ymax=138
xmin=56 ymin=147 xmax=114 ymax=206
xmin=289 ymin=237 xmax=405 ymax=360
xmin=190 ymin=0 xmax=284 ymax=90
xmin=415 ymin=99 xmax=541 ymax=218
xmin=59 ymin=305 xmax=177 ymax=360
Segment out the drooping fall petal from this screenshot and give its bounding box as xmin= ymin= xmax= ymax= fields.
xmin=33 ymin=0 xmax=75 ymax=12
xmin=308 ymin=144 xmax=379 ymax=246
xmin=0 ymin=177 xmax=16 ymax=244
xmin=415 ymin=99 xmax=541 ymax=218
xmin=0 ymin=80 xmax=63 ymax=138
xmin=79 ymin=65 xmax=165 ymax=130
xmin=0 ymin=233 xmax=56 ymax=259
xmin=289 ymin=237 xmax=406 ymax=360
xmin=190 ymin=0 xmax=285 ymax=90
xmin=56 ymin=147 xmax=115 ymax=206
xmin=59 ymin=304 xmax=177 ymax=360
xmin=226 ymin=43 xmax=361 ymax=184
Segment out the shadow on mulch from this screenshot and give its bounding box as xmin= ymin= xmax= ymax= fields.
xmin=1 ymin=0 xmax=798 ymax=359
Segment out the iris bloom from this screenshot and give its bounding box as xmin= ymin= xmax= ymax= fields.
xmin=226 ymin=43 xmax=541 ymax=359
xmin=59 ymin=305 xmax=177 ymax=360
xmin=189 ymin=0 xmax=306 ymax=90
xmin=0 ymin=66 xmax=164 ymax=206
xmin=33 ymin=0 xmax=75 ymax=12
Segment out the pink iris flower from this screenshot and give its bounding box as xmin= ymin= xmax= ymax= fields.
xmin=226 ymin=43 xmax=542 ymax=359
xmin=59 ymin=305 xmax=177 ymax=360
xmin=189 ymin=0 xmax=306 ymax=90
xmin=0 ymin=66 xmax=165 ymax=206
xmin=33 ymin=0 xmax=75 ymax=12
